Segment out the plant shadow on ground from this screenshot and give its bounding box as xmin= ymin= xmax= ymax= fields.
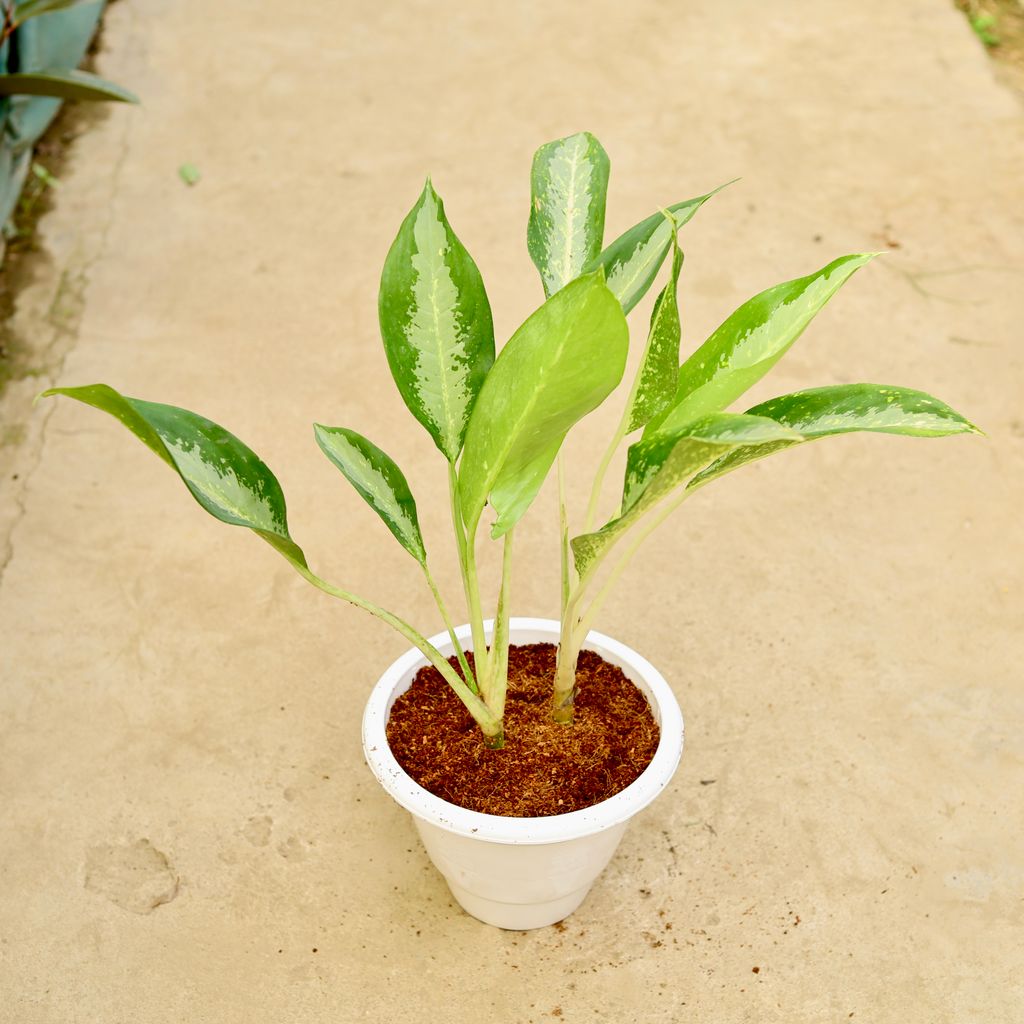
xmin=0 ymin=29 xmax=109 ymax=400
xmin=956 ymin=0 xmax=1024 ymax=93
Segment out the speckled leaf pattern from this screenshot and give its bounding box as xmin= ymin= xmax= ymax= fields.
xmin=43 ymin=384 xmax=307 ymax=568
xmin=571 ymin=413 xmax=800 ymax=579
xmin=378 ymin=180 xmax=494 ymax=461
xmin=527 ymin=132 xmax=610 ymax=299
xmin=626 ymin=221 xmax=683 ymax=432
xmin=459 ymin=272 xmax=629 ymax=538
xmin=689 ymin=383 xmax=981 ymax=489
xmin=314 ymin=425 xmax=426 ymax=564
xmin=648 ymin=253 xmax=875 ymax=437
xmin=586 ymin=182 xmax=731 ymax=314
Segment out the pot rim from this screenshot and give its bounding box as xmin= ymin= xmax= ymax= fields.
xmin=362 ymin=617 xmax=684 ymax=846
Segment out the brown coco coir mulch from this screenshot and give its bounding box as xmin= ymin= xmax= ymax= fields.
xmin=385 ymin=642 xmax=660 ymax=817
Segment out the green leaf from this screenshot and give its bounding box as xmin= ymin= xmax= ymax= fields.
xmin=586 ymin=181 xmax=732 ymax=314
xmin=571 ymin=413 xmax=800 ymax=579
xmin=648 ymin=253 xmax=875 ymax=437
xmin=0 ymin=70 xmax=139 ymax=103
xmin=690 ymin=383 xmax=981 ymax=489
xmin=378 ymin=179 xmax=495 ymax=461
xmin=460 ymin=271 xmax=628 ymax=538
xmin=14 ymin=0 xmax=95 ymax=22
xmin=313 ymin=425 xmax=426 ymax=564
xmin=527 ymin=131 xmax=610 ymax=298
xmin=625 ymin=218 xmax=683 ymax=432
xmin=41 ymin=384 xmax=306 ymax=568
xmin=178 ymin=163 xmax=201 ymax=187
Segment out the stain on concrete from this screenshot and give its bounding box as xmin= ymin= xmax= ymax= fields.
xmin=276 ymin=835 xmax=308 ymax=862
xmin=944 ymin=868 xmax=996 ymax=902
xmin=241 ymin=815 xmax=272 ymax=847
xmin=84 ymin=838 xmax=179 ymax=914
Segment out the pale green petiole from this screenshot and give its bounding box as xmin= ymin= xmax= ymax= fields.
xmin=582 ymin=413 xmax=628 ymax=534
xmin=573 ymin=490 xmax=688 ymax=649
xmin=422 ymin=561 xmax=476 ymax=693
xmin=558 ymin=453 xmax=571 ymax=619
xmin=462 ymin=518 xmax=492 ymax=689
xmin=293 ymin=562 xmax=503 ymax=742
xmin=482 ymin=527 xmax=515 ymax=721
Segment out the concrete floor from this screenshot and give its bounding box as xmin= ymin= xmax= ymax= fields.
xmin=2 ymin=1 xmax=1022 ymax=1021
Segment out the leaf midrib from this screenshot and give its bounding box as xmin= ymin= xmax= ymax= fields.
xmin=422 ymin=198 xmax=458 ymax=452
xmin=465 ymin=321 xmax=574 ymax=532
xmin=559 ymin=141 xmax=583 ymax=291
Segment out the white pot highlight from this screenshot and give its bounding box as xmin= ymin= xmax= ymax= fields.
xmin=362 ymin=617 xmax=684 ymax=930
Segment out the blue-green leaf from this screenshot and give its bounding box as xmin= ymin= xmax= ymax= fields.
xmin=690 ymin=383 xmax=981 ymax=489
xmin=378 ymin=180 xmax=495 ymax=461
xmin=571 ymin=413 xmax=800 ymax=579
xmin=42 ymin=384 xmax=306 ymax=568
xmin=648 ymin=253 xmax=875 ymax=436
xmin=460 ymin=272 xmax=629 ymax=538
xmin=586 ymin=181 xmax=732 ymax=314
xmin=314 ymin=425 xmax=426 ymax=564
xmin=527 ymin=131 xmax=610 ymax=298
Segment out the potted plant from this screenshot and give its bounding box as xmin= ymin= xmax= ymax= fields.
xmin=42 ymin=132 xmax=979 ymax=930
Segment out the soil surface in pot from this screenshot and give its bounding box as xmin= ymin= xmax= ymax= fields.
xmin=385 ymin=643 xmax=660 ymax=816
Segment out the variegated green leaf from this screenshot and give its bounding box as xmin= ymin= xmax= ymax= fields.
xmin=648 ymin=253 xmax=875 ymax=437
xmin=571 ymin=413 xmax=800 ymax=579
xmin=689 ymin=383 xmax=981 ymax=489
xmin=527 ymin=131 xmax=610 ymax=298
xmin=378 ymin=180 xmax=495 ymax=461
xmin=460 ymin=271 xmax=629 ymax=538
xmin=587 ymin=181 xmax=731 ymax=314
xmin=625 ymin=219 xmax=683 ymax=432
xmin=314 ymin=425 xmax=426 ymax=564
xmin=42 ymin=384 xmax=306 ymax=567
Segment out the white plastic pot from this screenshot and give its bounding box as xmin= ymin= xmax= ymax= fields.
xmin=362 ymin=617 xmax=684 ymax=930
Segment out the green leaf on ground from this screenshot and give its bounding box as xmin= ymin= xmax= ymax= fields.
xmin=178 ymin=163 xmax=201 ymax=186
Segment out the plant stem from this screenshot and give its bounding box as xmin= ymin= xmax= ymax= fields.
xmin=422 ymin=561 xmax=476 ymax=693
xmin=448 ymin=458 xmax=469 ymax=582
xmin=463 ymin=520 xmax=491 ymax=689
xmin=555 ymin=484 xmax=691 ymax=724
xmin=558 ymin=453 xmax=571 ymax=619
xmin=292 ymin=561 xmax=503 ymax=742
xmin=552 ymin=585 xmax=583 ymax=725
xmin=582 ymin=413 xmax=628 ymax=534
xmin=485 ymin=527 xmax=515 ymax=722
xmin=573 ymin=489 xmax=689 ymax=647
xmin=450 ymin=459 xmax=490 ymax=681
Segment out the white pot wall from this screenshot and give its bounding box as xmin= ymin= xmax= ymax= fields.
xmin=362 ymin=618 xmax=684 ymax=930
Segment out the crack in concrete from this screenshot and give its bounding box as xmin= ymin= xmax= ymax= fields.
xmin=0 ymin=90 xmax=135 ymax=589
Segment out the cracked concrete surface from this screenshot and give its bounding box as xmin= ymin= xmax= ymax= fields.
xmin=1 ymin=1 xmax=1022 ymax=1021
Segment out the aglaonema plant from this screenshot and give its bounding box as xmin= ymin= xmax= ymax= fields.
xmin=42 ymin=131 xmax=979 ymax=756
